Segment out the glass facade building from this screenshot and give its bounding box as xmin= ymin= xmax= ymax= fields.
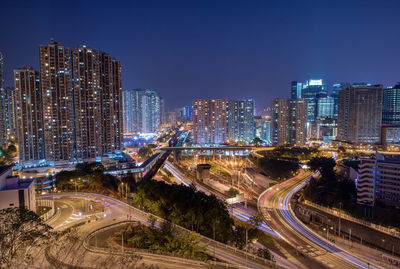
xmin=383 ymin=85 xmax=400 ymax=125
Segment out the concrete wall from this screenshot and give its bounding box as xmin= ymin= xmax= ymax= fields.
xmin=0 ymin=184 xmax=36 ymax=212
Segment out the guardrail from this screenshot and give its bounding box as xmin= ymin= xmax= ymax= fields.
xmin=84 ymin=221 xmax=208 ymax=264
xmin=303 ymin=200 xmax=400 ymax=239
xmin=50 ymin=192 xmax=281 ymax=268
xmin=84 ymin=220 xmax=279 ymax=269
xmin=36 ymin=199 xmax=56 ymax=222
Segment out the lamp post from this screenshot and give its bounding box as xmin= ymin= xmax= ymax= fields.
xmin=338 ymin=202 xmax=342 ymax=237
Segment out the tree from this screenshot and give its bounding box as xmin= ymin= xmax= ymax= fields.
xmin=0 ymin=207 xmax=52 ymax=267
xmin=138 ymin=146 xmax=154 ymax=159
xmin=338 ymin=146 xmax=346 ymax=154
xmin=307 ymin=157 xmax=336 ymax=174
xmin=251 ymin=137 xmax=263 ymax=146
xmin=257 ymin=248 xmax=273 ymax=260
xmin=228 ymin=187 xmax=239 ymax=198
xmin=249 ymin=212 xmax=264 ymax=228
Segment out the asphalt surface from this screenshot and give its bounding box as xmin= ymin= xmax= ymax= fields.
xmin=41 ymin=192 xmax=280 ymax=269
xmin=163 ymin=160 xmax=297 ymax=269
xmin=258 ymin=170 xmax=385 ymax=269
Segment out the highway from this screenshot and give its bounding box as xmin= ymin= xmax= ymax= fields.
xmin=41 ymin=192 xmax=280 ymax=269
xmin=163 ymin=160 xmax=299 ymax=269
xmin=164 ymin=161 xmax=279 ymax=238
xmin=258 ymin=170 xmax=385 ymax=269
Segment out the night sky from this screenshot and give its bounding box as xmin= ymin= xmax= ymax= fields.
xmin=1 ymin=0 xmax=400 ymax=112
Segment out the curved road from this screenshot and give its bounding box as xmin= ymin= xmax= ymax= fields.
xmin=42 ymin=192 xmax=277 ymax=269
xmin=258 ymin=170 xmax=384 ymax=269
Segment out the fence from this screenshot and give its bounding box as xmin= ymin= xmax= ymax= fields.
xmin=304 ymin=200 xmax=400 ymax=239
xmin=36 ymin=199 xmax=56 ymax=222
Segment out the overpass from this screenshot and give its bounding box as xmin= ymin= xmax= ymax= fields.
xmin=158 ymin=146 xmax=275 ymax=151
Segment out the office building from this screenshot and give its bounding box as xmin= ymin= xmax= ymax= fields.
xmin=337 ymin=85 xmax=383 ymax=144
xmin=291 ymin=81 xmax=303 ymax=99
xmin=271 ymin=98 xmax=307 ymax=145
xmin=123 ymin=89 xmax=161 ymax=134
xmin=301 ymin=79 xmax=327 ymax=123
xmin=193 ymin=99 xmax=227 ymax=145
xmin=72 ymin=45 xmax=123 ymax=160
xmin=0 ymin=165 xmax=36 ymax=211
xmin=332 ymin=83 xmax=352 ymax=119
xmin=317 ymin=96 xmax=334 ymax=119
xmin=14 ymin=67 xmax=45 ymax=164
xmin=357 ymin=153 xmax=400 ymax=207
xmin=179 ymin=105 xmax=193 ymax=122
xmin=227 ymin=100 xmax=255 ymax=142
xmin=380 ymin=125 xmax=400 ymax=147
xmin=382 ymin=84 xmax=400 ymax=125
xmin=39 ymin=39 xmax=74 ymax=164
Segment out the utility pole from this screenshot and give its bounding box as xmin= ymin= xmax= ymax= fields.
xmin=237 ymin=170 xmax=240 ymax=191
xmin=349 ymin=228 xmax=352 ymax=247
xmin=245 ymin=227 xmax=248 ymax=253
xmin=213 ymin=221 xmax=216 ymax=259
xmin=338 ymin=202 xmax=342 ymax=237
xmin=122 ymin=232 xmax=124 ymax=253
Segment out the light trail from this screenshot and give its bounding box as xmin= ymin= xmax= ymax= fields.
xmin=164 ymin=161 xmax=279 ymax=239
xmin=259 ymin=170 xmax=384 ymax=269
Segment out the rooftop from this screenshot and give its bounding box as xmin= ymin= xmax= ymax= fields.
xmin=0 ymin=165 xmax=13 ymax=177
xmin=1 ymin=178 xmax=34 ymax=191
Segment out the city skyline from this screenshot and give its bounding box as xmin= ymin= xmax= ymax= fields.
xmin=2 ymin=1 xmax=400 ymax=111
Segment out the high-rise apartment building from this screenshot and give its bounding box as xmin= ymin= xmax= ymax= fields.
xmin=382 ymin=84 xmax=400 ymax=125
xmin=4 ymin=87 xmax=16 ymax=140
xmin=39 ymin=39 xmax=74 ymax=163
xmin=123 ymin=89 xmax=160 ymax=134
xmin=337 ymin=85 xmax=383 ymax=144
xmin=72 ymin=45 xmax=123 ymax=160
xmin=0 ymin=52 xmax=3 ymax=88
xmin=0 ymin=52 xmax=7 ymax=148
xmin=160 ymin=98 xmax=166 ymax=125
xmin=260 ymin=116 xmax=272 ymax=144
xmin=99 ymin=53 xmax=123 ymax=154
xmin=193 ymin=99 xmax=227 ymax=145
xmin=227 ymin=100 xmax=255 ymax=142
xmin=141 ymin=89 xmax=160 ymax=134
xmin=271 ymin=98 xmax=307 ymax=145
xmin=123 ymin=89 xmax=141 ymax=134
xmin=71 ymin=45 xmax=103 ymax=161
xmin=14 ymin=67 xmax=45 ymax=164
